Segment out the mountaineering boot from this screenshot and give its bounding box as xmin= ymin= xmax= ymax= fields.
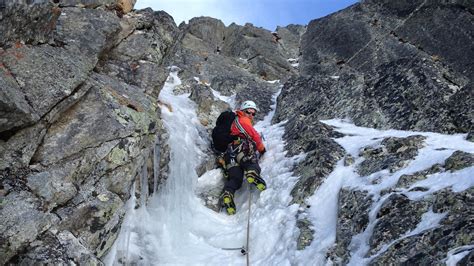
xmin=245 ymin=170 xmax=266 ymax=191
xmin=221 ymin=190 xmax=236 ymax=215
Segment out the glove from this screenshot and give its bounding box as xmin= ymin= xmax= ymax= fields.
xmin=259 ymin=148 xmax=266 ymax=158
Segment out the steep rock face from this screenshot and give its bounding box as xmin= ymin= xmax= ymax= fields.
xmin=0 ymin=2 xmax=60 ymax=47
xmin=274 ymin=0 xmax=473 ymax=205
xmin=0 ymin=3 xmax=174 ymax=264
xmin=276 ymin=24 xmax=306 ymax=59
xmin=294 ymin=0 xmax=472 ymax=134
xmin=274 ymin=0 xmax=474 ymax=263
xmin=166 ymin=17 xmax=298 ymax=120
xmin=221 ymin=22 xmax=295 ymax=81
xmin=97 ymin=8 xmax=178 ymax=97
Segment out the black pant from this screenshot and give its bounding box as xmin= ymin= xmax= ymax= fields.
xmin=223 ymin=140 xmax=261 ymax=194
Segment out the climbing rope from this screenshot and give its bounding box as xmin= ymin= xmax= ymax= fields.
xmin=344 ymin=0 xmax=428 ymax=68
xmin=246 ymin=185 xmax=252 ymax=266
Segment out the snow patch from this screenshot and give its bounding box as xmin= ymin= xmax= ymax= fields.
xmin=266 ymin=80 xmax=280 ymax=84
xmin=445 ymin=245 xmax=474 ymax=265
xmin=211 ymin=88 xmax=237 ymax=109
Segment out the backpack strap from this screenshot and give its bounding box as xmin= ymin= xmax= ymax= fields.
xmin=234 ymin=117 xmax=252 ymax=140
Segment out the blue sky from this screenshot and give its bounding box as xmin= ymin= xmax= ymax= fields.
xmin=135 ymin=0 xmax=359 ymax=31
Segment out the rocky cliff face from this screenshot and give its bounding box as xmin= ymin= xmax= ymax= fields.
xmin=273 ymin=0 xmax=473 ymax=264
xmin=0 ymin=2 xmax=174 ymax=264
xmin=280 ymin=0 xmax=473 ymax=134
xmin=1 ymin=0 xmax=473 ymax=264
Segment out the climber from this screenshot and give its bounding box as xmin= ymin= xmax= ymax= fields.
xmin=220 ymin=100 xmax=267 ymax=215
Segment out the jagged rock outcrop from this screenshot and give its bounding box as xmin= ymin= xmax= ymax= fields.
xmin=165 ymin=17 xmax=298 ymax=120
xmin=329 ymin=189 xmax=372 ymax=262
xmin=0 ymin=2 xmax=174 ymax=264
xmin=276 ymin=24 xmax=306 ymax=59
xmin=97 ymin=8 xmax=178 ymax=97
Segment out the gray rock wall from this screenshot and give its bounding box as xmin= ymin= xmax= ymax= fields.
xmin=0 ymin=3 xmax=175 ymax=264
xmin=165 ymin=17 xmax=300 ymax=119
xmin=273 ymin=0 xmax=473 ymax=264
xmin=294 ymin=0 xmax=472 ymax=134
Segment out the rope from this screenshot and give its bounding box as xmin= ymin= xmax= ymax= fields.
xmin=246 ymin=185 xmax=252 ymax=266
xmin=235 ymin=117 xmax=252 ymax=140
xmin=344 ymin=0 xmax=428 ymax=67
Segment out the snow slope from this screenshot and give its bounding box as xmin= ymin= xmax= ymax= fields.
xmin=106 ymin=70 xmax=474 ymax=265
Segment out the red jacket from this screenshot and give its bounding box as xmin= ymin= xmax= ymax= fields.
xmin=230 ymin=110 xmax=265 ymax=153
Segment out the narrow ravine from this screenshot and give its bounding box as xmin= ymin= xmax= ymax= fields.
xmin=106 ymin=70 xmax=474 ymax=265
xmin=106 ymin=69 xmax=304 ymax=265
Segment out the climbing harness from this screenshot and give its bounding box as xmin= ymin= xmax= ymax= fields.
xmin=225 ymin=137 xmax=258 ymax=169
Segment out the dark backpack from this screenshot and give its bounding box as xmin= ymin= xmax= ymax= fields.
xmin=212 ymin=110 xmax=236 ymax=153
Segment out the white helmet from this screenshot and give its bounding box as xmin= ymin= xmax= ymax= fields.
xmin=240 ymin=100 xmax=259 ymax=112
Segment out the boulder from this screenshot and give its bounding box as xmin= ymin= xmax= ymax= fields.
xmin=117 ymin=0 xmax=136 ymax=13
